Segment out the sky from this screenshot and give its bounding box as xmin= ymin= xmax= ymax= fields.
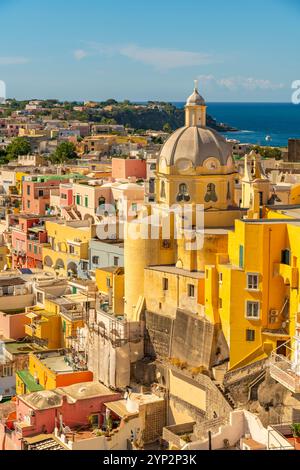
xmin=0 ymin=0 xmax=299 ymax=102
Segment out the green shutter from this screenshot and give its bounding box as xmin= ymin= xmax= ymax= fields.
xmin=239 ymin=245 xmax=244 ymax=269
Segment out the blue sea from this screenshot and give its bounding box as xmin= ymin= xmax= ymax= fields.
xmin=174 ymin=102 xmax=300 ymax=148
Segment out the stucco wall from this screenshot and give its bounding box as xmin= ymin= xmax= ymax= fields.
xmin=0 ymin=312 xmax=29 ymax=340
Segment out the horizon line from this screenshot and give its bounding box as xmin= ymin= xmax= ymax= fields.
xmin=2 ymin=98 xmax=296 ymax=105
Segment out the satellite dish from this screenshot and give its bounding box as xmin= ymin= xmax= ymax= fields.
xmin=126 ymin=397 xmax=139 ymax=414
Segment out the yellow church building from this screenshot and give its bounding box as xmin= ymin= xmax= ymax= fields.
xmin=121 ymin=81 xmax=300 ymax=379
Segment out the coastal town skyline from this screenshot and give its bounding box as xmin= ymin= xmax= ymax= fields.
xmin=2 ymin=0 xmax=300 ymax=457
xmin=0 ymin=0 xmax=299 ymax=102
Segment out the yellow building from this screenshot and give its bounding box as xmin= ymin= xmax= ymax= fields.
xmin=42 ymin=220 xmax=96 ymax=277
xmin=26 ymin=285 xmax=95 ymax=350
xmin=0 ymin=242 xmax=9 ymax=270
xmin=95 ymin=266 xmax=124 ymax=315
xmin=47 ymin=288 xmax=95 ymax=349
xmin=205 ymin=218 xmax=296 ymax=370
xmin=16 ymin=349 xmax=93 ymax=394
xmin=16 ymin=171 xmax=27 ymax=195
xmin=25 ymin=306 xmax=61 ymax=349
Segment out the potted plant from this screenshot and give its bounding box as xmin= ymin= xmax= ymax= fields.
xmin=291 ymin=423 xmax=300 ymax=449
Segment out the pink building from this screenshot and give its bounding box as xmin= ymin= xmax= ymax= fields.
xmin=0 ymin=311 xmax=29 ymax=340
xmin=112 ymin=158 xmax=146 ymax=180
xmin=0 ymin=382 xmax=121 ymax=450
xmin=60 ymin=183 xmax=73 ymax=207
xmin=11 ymin=215 xmax=48 ymax=269
xmin=5 ymin=123 xmax=20 ymax=138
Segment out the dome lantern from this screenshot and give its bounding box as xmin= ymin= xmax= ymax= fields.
xmin=185 ymin=79 xmax=207 ymax=127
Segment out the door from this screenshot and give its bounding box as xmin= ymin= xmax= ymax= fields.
xmin=277 ymin=340 xmax=287 ymax=356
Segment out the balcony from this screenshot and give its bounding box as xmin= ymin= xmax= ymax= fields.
xmin=270 ymin=340 xmax=300 ymax=393
xmin=25 ymin=323 xmax=38 ymax=337
xmin=273 ymin=263 xmax=298 ymax=289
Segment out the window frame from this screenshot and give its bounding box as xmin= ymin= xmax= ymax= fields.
xmin=245 ymin=300 xmax=260 ymax=320
xmin=246 ymin=329 xmax=255 ymax=342
xmin=246 ymin=272 xmax=259 ymax=291
xmin=69 ymin=244 xmax=75 ymax=255
xmin=187 ymin=283 xmax=195 ymax=298
xmin=162 ymin=277 xmax=169 ymax=291
xmin=92 ymin=256 xmax=99 ymax=265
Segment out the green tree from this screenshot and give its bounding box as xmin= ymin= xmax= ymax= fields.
xmin=151 ymin=136 xmax=163 ymax=144
xmin=253 ymin=145 xmax=282 ymax=160
xmin=163 ymin=123 xmax=172 ymax=133
xmin=6 ymin=137 xmax=31 ymax=159
xmin=50 ymin=141 xmax=77 ymax=164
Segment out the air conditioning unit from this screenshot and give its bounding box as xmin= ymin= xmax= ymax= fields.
xmin=269 ymin=309 xmax=279 ymax=324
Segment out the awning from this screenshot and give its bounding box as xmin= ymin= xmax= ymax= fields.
xmin=25 ymin=312 xmax=39 ymax=319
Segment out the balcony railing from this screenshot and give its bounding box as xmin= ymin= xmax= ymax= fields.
xmin=270 ymin=340 xmax=300 ymax=393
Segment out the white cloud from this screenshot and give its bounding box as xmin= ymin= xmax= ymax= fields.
xmin=118 ymin=45 xmax=215 ymax=70
xmin=0 ymin=56 xmax=29 ymax=65
xmin=73 ymin=49 xmax=89 ymax=61
xmin=73 ymin=43 xmax=218 ymax=70
xmin=198 ymin=74 xmax=284 ymax=91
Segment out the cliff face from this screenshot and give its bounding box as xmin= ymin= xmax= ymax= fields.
xmin=100 ymin=104 xmax=237 ymax=132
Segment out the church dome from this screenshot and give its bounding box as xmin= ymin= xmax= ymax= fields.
xmin=186 ymin=88 xmax=205 ymax=106
xmin=159 ymin=126 xmax=232 ymax=169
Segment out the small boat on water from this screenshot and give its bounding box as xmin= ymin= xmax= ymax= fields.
xmin=265 ymin=135 xmax=272 ymax=142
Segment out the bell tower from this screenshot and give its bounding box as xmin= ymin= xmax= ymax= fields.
xmin=241 ymin=150 xmax=270 ymax=218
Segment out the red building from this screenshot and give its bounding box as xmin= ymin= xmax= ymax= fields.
xmin=11 ymin=215 xmax=48 ymax=269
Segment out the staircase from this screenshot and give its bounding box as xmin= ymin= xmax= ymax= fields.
xmin=247 ymin=370 xmax=266 ymax=401
xmin=72 ymin=207 xmax=82 ymax=220
xmin=63 ymin=206 xmax=82 ymax=221
xmin=215 ymin=382 xmax=236 ymax=409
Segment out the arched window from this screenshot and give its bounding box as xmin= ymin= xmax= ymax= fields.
xmin=227 ymin=181 xmax=231 ymax=200
xmin=149 ymin=178 xmax=155 ymax=194
xmin=160 ymin=181 xmax=166 ymax=199
xmin=205 ymin=183 xmax=217 ymax=203
xmin=176 ymin=183 xmax=190 ymax=202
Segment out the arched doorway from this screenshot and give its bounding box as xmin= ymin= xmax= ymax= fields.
xmin=44 ymin=256 xmax=53 ymax=268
